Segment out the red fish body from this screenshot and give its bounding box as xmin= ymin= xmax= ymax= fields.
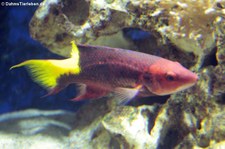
xmin=63 ymin=45 xmax=158 ymax=98
xmin=11 ymin=42 xmax=198 ymax=104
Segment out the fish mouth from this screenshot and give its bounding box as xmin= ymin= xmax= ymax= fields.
xmin=154 ymin=82 xmax=197 ymax=95
xmin=185 ymin=71 xmax=199 ymax=83
xmin=142 ymin=73 xmax=199 ymax=96
xmin=148 ymin=78 xmax=198 ymax=96
xmin=174 ymin=73 xmax=198 ymax=93
xmin=175 ymin=82 xmax=196 ymax=93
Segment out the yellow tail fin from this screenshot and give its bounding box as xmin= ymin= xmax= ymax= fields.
xmin=10 ymin=41 xmax=81 ymax=89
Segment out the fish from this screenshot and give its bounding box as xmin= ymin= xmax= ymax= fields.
xmin=10 ymin=41 xmax=198 ymax=105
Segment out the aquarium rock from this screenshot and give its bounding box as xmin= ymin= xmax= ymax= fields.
xmin=23 ymin=0 xmax=225 ymax=148
xmin=30 ymin=0 xmax=225 ymax=56
xmin=1 ymin=90 xmax=225 ymax=149
xmin=0 ymin=109 xmax=75 ymax=149
xmin=69 ymin=99 xmax=168 ymax=149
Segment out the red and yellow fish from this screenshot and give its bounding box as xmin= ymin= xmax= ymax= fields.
xmin=11 ymin=41 xmax=198 ymax=104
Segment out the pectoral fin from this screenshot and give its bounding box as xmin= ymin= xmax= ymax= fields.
xmin=113 ymin=85 xmax=142 ymax=105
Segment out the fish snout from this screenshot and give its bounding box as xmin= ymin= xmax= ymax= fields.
xmin=192 ymin=73 xmax=198 ymax=83
xmin=194 ymin=74 xmax=199 ymax=82
xmin=185 ymin=71 xmax=199 ymax=85
xmin=173 ymin=71 xmax=198 ymax=93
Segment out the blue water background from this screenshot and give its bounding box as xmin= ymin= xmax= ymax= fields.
xmin=0 ymin=0 xmax=83 ymax=114
xmin=0 ymin=0 xmax=152 ymax=114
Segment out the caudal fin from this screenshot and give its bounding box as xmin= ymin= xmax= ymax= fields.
xmin=10 ymin=41 xmax=81 ymax=90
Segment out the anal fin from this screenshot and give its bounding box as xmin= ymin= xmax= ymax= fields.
xmin=41 ymin=85 xmax=67 ymax=98
xmin=72 ymin=85 xmax=109 ymax=101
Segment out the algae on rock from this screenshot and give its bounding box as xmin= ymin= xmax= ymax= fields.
xmin=30 ymin=0 xmax=225 ymax=56
xmin=14 ymin=0 xmax=225 ymax=148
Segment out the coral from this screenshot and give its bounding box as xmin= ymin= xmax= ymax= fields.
xmin=151 ymin=0 xmax=224 ymax=55
xmin=21 ymin=0 xmax=225 ymax=148
xmin=29 ymin=0 xmax=225 ymax=56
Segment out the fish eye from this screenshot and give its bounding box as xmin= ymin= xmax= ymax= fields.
xmin=166 ymin=75 xmax=175 ymax=81
xmin=165 ymin=72 xmax=176 ymax=81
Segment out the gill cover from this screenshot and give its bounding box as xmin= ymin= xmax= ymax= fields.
xmin=10 ymin=41 xmax=81 ymax=89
